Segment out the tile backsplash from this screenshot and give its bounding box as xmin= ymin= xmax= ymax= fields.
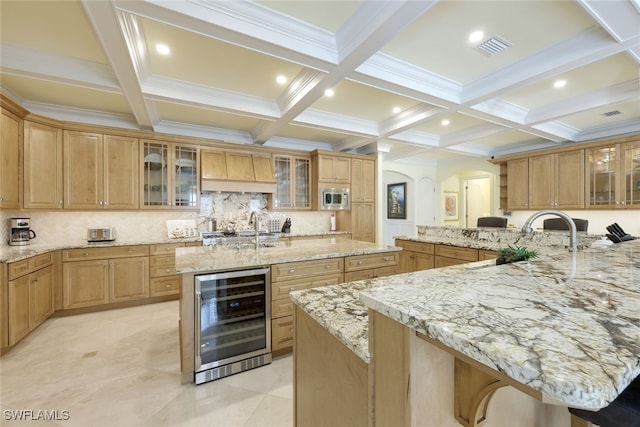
xmin=1 ymin=192 xmax=333 ymax=246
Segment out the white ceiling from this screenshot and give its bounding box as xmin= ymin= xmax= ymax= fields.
xmin=1 ymin=0 xmax=639 ymax=165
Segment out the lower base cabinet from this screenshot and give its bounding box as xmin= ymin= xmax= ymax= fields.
xmin=62 ymin=246 xmax=149 ymax=309
xmin=396 ymin=240 xmax=435 ymax=273
xmin=7 ymin=253 xmax=54 ymax=346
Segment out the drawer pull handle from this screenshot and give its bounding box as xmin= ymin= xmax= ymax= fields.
xmin=166 ymin=269 xmax=171 ymax=273
xmin=384 ymin=257 xmax=390 ymax=262
xmin=166 ymin=285 xmax=171 ymax=288
xmin=84 ymin=253 xmax=89 ymax=256
xmin=358 ymin=261 xmax=363 ymax=265
xmin=289 ymin=287 xmax=295 ymax=291
xmin=324 ymin=265 xmax=330 ymax=269
xmin=289 ymin=269 xmax=295 ymax=273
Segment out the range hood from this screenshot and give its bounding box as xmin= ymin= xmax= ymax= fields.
xmin=201 ymin=150 xmax=277 ymax=194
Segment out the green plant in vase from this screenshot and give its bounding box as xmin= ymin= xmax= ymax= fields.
xmin=496 ymin=245 xmax=539 ymax=265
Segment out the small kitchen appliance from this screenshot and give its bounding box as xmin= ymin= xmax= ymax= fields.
xmin=9 ymin=218 xmax=36 ymax=246
xmin=319 ymin=187 xmax=350 ymax=210
xmin=87 ymin=227 xmax=116 ymax=242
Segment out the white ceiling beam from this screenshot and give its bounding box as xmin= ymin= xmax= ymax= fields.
xmin=578 ymin=0 xmax=640 ymax=63
xmin=0 ymin=43 xmax=120 ymax=93
xmin=115 ymin=0 xmax=337 ymax=70
xmin=82 ymin=0 xmax=156 ymax=129
xmin=462 ymin=26 xmax=640 ymax=105
xmin=526 ymin=79 xmax=640 ymax=125
xmin=251 ymin=0 xmax=439 ymax=144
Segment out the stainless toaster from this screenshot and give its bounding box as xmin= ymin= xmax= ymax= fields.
xmin=87 ymin=227 xmax=116 ymax=242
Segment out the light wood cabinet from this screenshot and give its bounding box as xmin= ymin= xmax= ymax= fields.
xmin=529 ymin=150 xmax=584 ymax=209
xmin=274 ymin=155 xmax=310 ymax=209
xmin=23 ymin=121 xmax=63 ymax=208
xmin=0 ymin=108 xmax=22 ymax=209
xmin=64 ymin=131 xmax=139 ymax=209
xmin=343 ymin=252 xmax=397 ymax=281
xmin=316 ymin=154 xmax=351 ymax=183
xmin=349 ymin=202 xmax=375 ymax=242
xmin=7 ymin=253 xmax=54 ymax=346
xmin=141 ymin=140 xmax=199 ymax=209
xmin=395 ymin=239 xmax=435 ymax=274
xmin=62 ymin=245 xmax=149 ymax=309
xmin=149 ymin=242 xmax=187 ymax=297
xmin=507 ymin=158 xmax=529 ymax=210
xmin=351 ymin=158 xmax=375 ymax=203
xmin=479 ymin=249 xmax=498 ymax=260
xmin=201 ymin=150 xmax=276 ymax=183
xmin=270 ymin=257 xmax=344 ymax=353
xmin=434 ymin=244 xmax=479 ymax=268
xmin=586 ymin=141 xmax=640 ymax=209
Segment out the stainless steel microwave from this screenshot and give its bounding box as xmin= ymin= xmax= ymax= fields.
xmin=320 ymin=187 xmax=350 ymax=210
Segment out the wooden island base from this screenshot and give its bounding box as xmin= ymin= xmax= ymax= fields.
xmin=294 ymin=307 xmax=590 ymax=427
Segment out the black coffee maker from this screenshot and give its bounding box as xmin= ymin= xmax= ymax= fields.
xmin=9 ymin=218 xmax=37 ymax=246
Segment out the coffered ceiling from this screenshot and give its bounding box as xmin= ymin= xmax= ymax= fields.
xmin=1 ymin=0 xmax=639 ymax=165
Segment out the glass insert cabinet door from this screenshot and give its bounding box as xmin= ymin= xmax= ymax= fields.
xmin=623 ymin=142 xmax=640 ymax=207
xmin=141 ymin=140 xmax=199 ymax=208
xmin=142 ymin=142 xmax=169 ymax=206
xmin=273 ymin=155 xmax=310 ymax=209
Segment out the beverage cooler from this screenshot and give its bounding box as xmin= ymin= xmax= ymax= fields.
xmin=194 ymin=267 xmax=271 ymax=384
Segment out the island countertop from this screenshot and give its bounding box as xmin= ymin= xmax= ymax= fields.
xmin=358 ymin=239 xmax=640 ymax=411
xmin=174 ymin=238 xmax=401 ymax=273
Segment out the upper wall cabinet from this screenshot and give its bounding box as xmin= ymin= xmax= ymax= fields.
xmin=586 ymin=141 xmax=640 ymax=209
xmin=64 ymin=131 xmax=139 ymax=209
xmin=507 ymin=158 xmax=529 ymax=210
xmin=0 ymin=108 xmax=22 ymax=209
xmin=529 ymin=150 xmax=584 ymax=210
xmin=315 ymin=153 xmax=350 ymax=184
xmin=351 ymin=158 xmax=375 ymax=203
xmin=274 ymin=155 xmax=310 ymax=209
xmin=23 ymin=121 xmax=63 ymax=209
xmin=141 ymin=140 xmax=199 ymax=209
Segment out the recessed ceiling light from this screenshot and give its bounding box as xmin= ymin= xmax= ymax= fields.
xmin=276 ymin=75 xmax=287 ymax=85
xmin=324 ymin=89 xmax=335 ymax=97
xmin=441 ymin=119 xmax=450 ymax=126
xmin=468 ymin=30 xmax=484 ymax=43
xmin=392 ymin=106 xmax=401 ymax=114
xmin=156 ymin=43 xmax=171 ymax=55
xmin=553 ymin=79 xmax=567 ymax=89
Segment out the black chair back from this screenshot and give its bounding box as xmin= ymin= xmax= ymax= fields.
xmin=476 ymin=217 xmax=507 ymax=228
xmin=543 ymin=218 xmax=588 ymax=232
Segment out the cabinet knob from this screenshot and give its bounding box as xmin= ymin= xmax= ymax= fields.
xmin=58 ymin=200 xmax=63 ymax=205
xmin=0 ymin=197 xmax=3 ymax=201
xmin=166 ymin=269 xmax=171 ymax=273
xmin=165 ymin=258 xmax=172 ymax=262
xmin=384 ymin=257 xmax=390 ymax=262
xmin=84 ymin=253 xmax=89 ymax=256
xmin=99 ymin=200 xmax=103 ymax=206
xmin=357 ymin=261 xmax=363 ymax=265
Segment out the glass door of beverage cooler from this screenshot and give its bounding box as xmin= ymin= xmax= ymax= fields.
xmin=195 ymin=268 xmax=271 ymax=374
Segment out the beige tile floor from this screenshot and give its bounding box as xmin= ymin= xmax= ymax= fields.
xmin=0 ymin=301 xmax=293 ymax=427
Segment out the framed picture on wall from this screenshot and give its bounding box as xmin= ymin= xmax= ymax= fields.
xmin=387 ymin=182 xmax=407 ymax=219
xmin=444 ymin=191 xmax=458 ymax=221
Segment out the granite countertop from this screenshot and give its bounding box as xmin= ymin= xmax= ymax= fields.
xmin=175 ymin=238 xmax=401 ymax=273
xmin=357 ymin=240 xmax=640 ymax=411
xmin=0 ymin=231 xmax=352 ymax=264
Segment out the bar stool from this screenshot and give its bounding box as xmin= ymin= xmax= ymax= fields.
xmin=476 ymin=217 xmax=507 ymax=228
xmin=568 ymin=376 xmax=640 ymax=427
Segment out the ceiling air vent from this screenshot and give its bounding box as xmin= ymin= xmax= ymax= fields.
xmin=475 ymin=35 xmax=512 ymax=56
xmin=602 ymin=110 xmax=622 ymax=117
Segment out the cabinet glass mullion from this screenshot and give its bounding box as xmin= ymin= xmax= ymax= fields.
xmin=624 ymin=143 xmax=640 ymax=207
xmin=294 ymin=158 xmax=310 ymax=207
xmin=174 ymin=145 xmax=198 ymax=207
xmin=587 ymin=146 xmax=616 ymax=207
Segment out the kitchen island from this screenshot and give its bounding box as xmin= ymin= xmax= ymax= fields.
xmin=174 ymin=238 xmax=401 ymax=384
xmin=291 ymin=239 xmax=640 ymax=427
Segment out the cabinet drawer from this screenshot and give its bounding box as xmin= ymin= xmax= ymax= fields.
xmin=272 ymin=298 xmax=294 ymax=319
xmin=63 ymin=245 xmax=149 ymax=261
xmin=8 ymin=252 xmax=54 ymax=280
xmin=345 ymin=252 xmax=397 ymax=272
xmin=272 ymin=258 xmax=343 ymax=282
xmin=150 ymin=255 xmax=175 ymax=269
xmin=434 ymin=256 xmax=469 ymax=269
xmin=8 ymin=259 xmax=30 ymax=280
xmin=434 ymin=245 xmax=478 ymax=262
xmin=344 ymin=269 xmax=373 ymax=282
xmin=149 ymin=243 xmax=185 ymax=256
xmin=150 ymin=266 xmax=177 ymax=278
xmin=150 ymin=276 xmax=180 ymax=297
xmin=272 ymin=315 xmax=294 ymax=351
xmin=272 ymin=273 xmax=343 ymax=301
xmin=396 ymin=240 xmax=434 ymax=255
xmin=479 ymin=249 xmax=498 ymax=260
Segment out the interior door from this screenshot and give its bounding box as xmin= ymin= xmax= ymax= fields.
xmin=465 ymin=177 xmax=491 ymax=228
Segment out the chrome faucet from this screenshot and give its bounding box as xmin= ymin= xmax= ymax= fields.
xmin=249 ymin=211 xmax=259 ymax=248
xmin=521 ymin=209 xmax=577 ymax=252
